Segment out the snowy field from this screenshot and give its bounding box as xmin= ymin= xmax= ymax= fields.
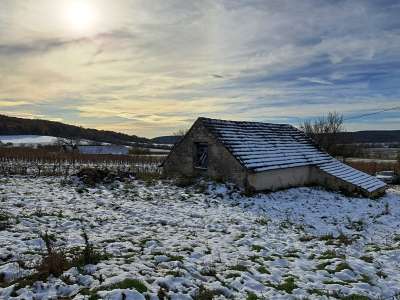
xmin=1 ymin=176 xmax=400 ymax=299
xmin=0 ymin=135 xmax=94 ymax=146
xmin=0 ymin=135 xmax=59 ymax=146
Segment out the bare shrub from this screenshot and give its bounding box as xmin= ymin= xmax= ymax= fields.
xmin=172 ymin=128 xmax=189 ymax=137
xmin=300 ymin=111 xmax=344 ymax=156
xmin=0 ymin=210 xmax=11 ymax=231
xmin=193 ymin=285 xmax=216 ymax=300
xmin=72 ymin=230 xmax=110 ymax=267
xmin=36 ymin=230 xmax=109 ymax=280
xmin=37 ymin=232 xmax=69 ymax=278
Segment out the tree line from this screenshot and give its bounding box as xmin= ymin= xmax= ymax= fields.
xmin=0 ymin=114 xmax=149 ymax=146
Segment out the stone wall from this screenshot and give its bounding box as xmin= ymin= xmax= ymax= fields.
xmin=246 ymin=166 xmax=314 ymax=192
xmin=162 ymin=120 xmax=247 ymax=187
xmin=247 ymin=165 xmax=384 ymax=197
xmin=311 ymin=166 xmax=386 ymax=198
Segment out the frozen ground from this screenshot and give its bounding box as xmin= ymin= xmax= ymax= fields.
xmin=0 ymin=135 xmax=59 ymax=145
xmin=0 ymin=176 xmax=400 ymax=299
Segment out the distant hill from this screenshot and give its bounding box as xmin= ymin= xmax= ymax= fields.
xmin=0 ymin=114 xmax=149 ymax=145
xmin=151 ymin=131 xmax=400 ymax=146
xmin=3 ymin=114 xmax=399 ymax=146
xmin=337 ymin=130 xmax=400 ymax=144
xmin=151 ymin=135 xmax=180 ymax=145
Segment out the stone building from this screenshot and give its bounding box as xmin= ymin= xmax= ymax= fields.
xmin=162 ymin=117 xmax=386 ymax=198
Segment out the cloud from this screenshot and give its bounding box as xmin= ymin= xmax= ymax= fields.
xmin=0 ymin=0 xmax=399 ymax=137
xmin=0 ymin=37 xmax=87 ymax=56
xmin=0 ymin=29 xmax=137 ymax=57
xmin=298 ymin=77 xmax=333 ymax=85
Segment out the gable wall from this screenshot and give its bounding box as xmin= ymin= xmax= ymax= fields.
xmin=163 ymin=121 xmax=247 ymax=186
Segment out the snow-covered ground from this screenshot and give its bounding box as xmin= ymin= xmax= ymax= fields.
xmin=148 ymin=148 xmax=170 ymax=154
xmin=0 ymin=176 xmax=400 ymax=299
xmin=0 ymin=135 xmax=97 ymax=147
xmin=0 ymin=135 xmax=59 ymax=145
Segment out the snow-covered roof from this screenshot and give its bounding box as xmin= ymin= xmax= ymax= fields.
xmin=200 ymin=118 xmax=386 ymax=193
xmin=318 ymin=160 xmax=386 ymax=193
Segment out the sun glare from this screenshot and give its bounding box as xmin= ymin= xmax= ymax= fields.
xmin=65 ymin=2 xmax=98 ymax=34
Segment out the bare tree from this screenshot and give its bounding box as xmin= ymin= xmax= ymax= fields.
xmin=56 ymin=137 xmax=81 ymax=151
xmin=56 ymin=137 xmax=82 ymax=167
xmin=172 ymin=128 xmax=189 ymax=137
xmin=300 ymin=111 xmax=344 ymax=156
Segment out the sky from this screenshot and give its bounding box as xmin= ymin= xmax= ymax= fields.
xmin=0 ymin=0 xmax=399 ymax=137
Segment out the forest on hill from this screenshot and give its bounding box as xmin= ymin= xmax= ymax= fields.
xmin=0 ymin=115 xmax=149 ymax=145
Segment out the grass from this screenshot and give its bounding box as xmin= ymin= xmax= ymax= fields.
xmin=319 ymin=234 xmax=335 ymax=242
xmin=263 ymin=256 xmax=276 ymax=261
xmin=1 ymin=273 xmax=43 ymax=290
xmin=193 ymin=286 xmax=216 ymax=300
xmin=0 ymin=210 xmax=10 ymax=222
xmin=167 ymin=254 xmax=184 ymax=262
xmin=299 ymin=235 xmax=315 ymax=242
xmin=359 ymin=255 xmax=373 ymax=263
xmin=73 ymin=230 xmax=111 ymax=267
xmin=251 ymin=245 xmax=265 ymax=252
xmin=6 ymin=230 xmax=113 ymax=290
xmin=230 ymin=264 xmax=248 ymax=272
xmin=36 ymin=250 xmax=70 ymax=278
xmin=334 ymin=262 xmax=353 ymax=273
xmin=0 ymin=210 xmax=11 ymax=231
xmin=393 ymin=234 xmax=400 ymax=242
xmin=249 ymin=255 xmax=262 ymax=263
xmin=318 ymin=233 xmax=355 ymax=246
xmin=80 ymin=288 xmax=100 ymax=300
xmin=318 ymin=250 xmax=344 ymax=260
xmin=316 ymin=261 xmax=332 ymax=270
xmin=337 ymin=232 xmax=355 ymax=246
xmin=307 ymin=288 xmax=329 ymax=297
xmin=359 ymin=274 xmax=372 ymax=284
xmin=285 ymin=250 xmax=300 ymax=258
xmin=256 ymin=216 xmax=270 ymax=226
xmin=200 ymin=266 xmax=217 ymax=277
xmin=341 ymin=294 xmax=370 ymax=300
xmin=80 ymin=278 xmax=148 ymax=299
xmin=345 ymin=217 xmax=365 ymax=232
xmin=132 ymin=171 xmax=163 ymax=183
xmin=376 ymin=270 xmax=387 ymax=278
xmin=226 ymin=272 xmax=241 ymax=279
xmin=247 ymin=292 xmax=259 ymax=300
xmin=36 ymin=231 xmax=70 ymax=278
xmin=106 ymin=278 xmax=147 ymax=293
xmin=157 ymin=287 xmax=168 ymax=300
xmin=165 ymin=269 xmax=184 ymax=277
xmin=257 ymin=266 xmax=270 ymax=274
xmin=323 ymin=280 xmax=349 ymax=285
xmin=275 ymin=277 xmax=297 ymax=294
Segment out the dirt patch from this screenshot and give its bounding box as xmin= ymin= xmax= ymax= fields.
xmin=75 ymin=168 xmax=134 ymax=186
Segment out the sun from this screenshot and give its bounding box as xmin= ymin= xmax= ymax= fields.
xmin=65 ymin=2 xmax=98 ymax=34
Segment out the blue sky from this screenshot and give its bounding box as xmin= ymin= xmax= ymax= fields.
xmin=0 ymin=0 xmax=399 ymax=137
